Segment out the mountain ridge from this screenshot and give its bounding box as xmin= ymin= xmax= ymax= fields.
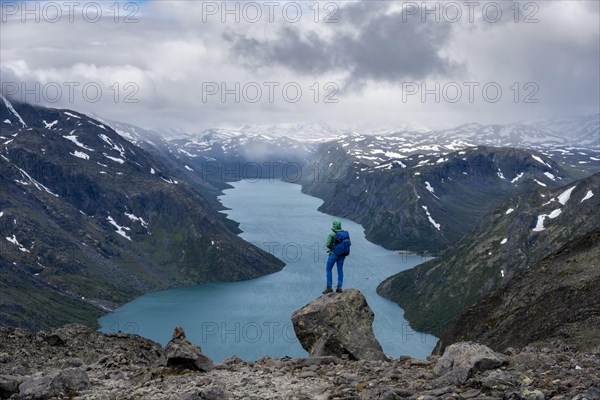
xmin=433 ymin=228 xmax=600 ymax=354
xmin=0 ymin=98 xmax=284 ymax=331
xmin=293 ymin=143 xmax=582 ymax=253
xmin=377 ymin=172 xmax=600 ymax=336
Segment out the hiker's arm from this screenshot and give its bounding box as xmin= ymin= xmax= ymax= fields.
xmin=326 ymin=233 xmax=334 ymax=249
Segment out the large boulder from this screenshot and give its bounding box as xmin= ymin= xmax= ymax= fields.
xmin=434 ymin=341 xmax=508 ymax=384
xmin=18 ymin=368 xmax=89 ymax=400
xmin=164 ymin=327 xmax=214 ymax=372
xmin=291 ymin=289 xmax=387 ymax=361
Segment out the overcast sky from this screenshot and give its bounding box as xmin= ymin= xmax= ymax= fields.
xmin=1 ymin=0 xmax=598 ymax=132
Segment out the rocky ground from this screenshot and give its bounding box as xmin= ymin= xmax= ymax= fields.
xmin=1 ymin=323 xmax=599 ymax=400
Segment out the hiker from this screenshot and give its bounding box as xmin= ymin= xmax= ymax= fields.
xmin=323 ymin=219 xmax=351 ymax=294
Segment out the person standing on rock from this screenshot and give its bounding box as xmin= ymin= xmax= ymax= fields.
xmin=323 ymin=219 xmax=351 ymax=294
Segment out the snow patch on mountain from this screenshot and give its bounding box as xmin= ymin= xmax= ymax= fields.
xmin=107 ymin=216 xmax=131 ymax=241
xmin=532 ymin=154 xmax=551 ymax=167
xmin=88 ymin=120 xmax=107 ymax=130
xmin=385 ymin=151 xmax=405 ymax=159
xmin=5 ymin=235 xmax=30 ymax=252
xmin=511 ymin=173 xmax=524 ymax=183
xmin=422 ymin=205 xmax=441 ymax=231
xmin=104 ymin=154 xmax=125 ymax=164
xmin=14 ymin=166 xmax=59 ymax=197
xmin=424 ymin=181 xmax=439 ymax=199
xmin=581 ymin=190 xmax=594 ymax=203
xmin=0 ymin=94 xmax=27 ymax=127
xmin=125 ymin=212 xmax=149 ymax=229
xmin=99 ymin=134 xmax=127 ymax=158
xmin=558 ymin=186 xmax=577 ymax=205
xmin=63 ymin=112 xmax=81 ymax=119
xmin=43 ymin=120 xmax=58 ymax=129
xmin=161 ymin=177 xmax=178 ymax=184
xmin=532 ymin=208 xmax=563 ymax=232
xmin=70 ymin=151 xmax=89 ymax=160
xmin=64 ymin=134 xmax=94 ymax=151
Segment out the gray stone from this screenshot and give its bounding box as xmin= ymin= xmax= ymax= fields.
xmin=0 ymin=375 xmax=22 ymax=398
xmin=200 ymin=386 xmax=228 ymax=399
xmin=177 ymin=391 xmax=200 ymax=400
xmin=291 ymin=288 xmax=387 ymax=361
xmin=434 ymin=342 xmax=507 ymax=384
xmin=510 ymin=351 xmax=557 ymax=370
xmin=43 ymin=334 xmax=65 ymax=347
xmin=298 ymin=371 xmax=318 ymax=378
xmin=221 ymin=355 xmax=244 ymax=365
xmin=19 ymin=373 xmax=54 ymax=399
xmin=359 ymin=386 xmax=404 ymax=400
xmin=295 ymin=356 xmax=342 ymax=368
xmin=461 ymin=389 xmax=482 ymax=399
xmin=51 ymin=367 xmax=90 ymax=393
xmin=426 ymin=386 xmax=454 ymax=396
xmin=60 ymin=357 xmax=84 ymax=368
xmin=480 ymin=369 xmax=519 ymax=391
xmin=164 ymin=327 xmax=214 ymax=372
xmin=518 ymin=388 xmax=545 ymax=400
xmin=18 ymin=368 xmax=89 ymax=400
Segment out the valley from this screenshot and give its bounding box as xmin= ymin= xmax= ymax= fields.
xmin=0 ymin=97 xmax=284 ymax=331
xmin=1 ymin=97 xmax=598 ymax=365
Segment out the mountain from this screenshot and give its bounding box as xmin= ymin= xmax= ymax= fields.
xmin=434 ymin=228 xmax=600 ymax=353
xmin=165 ymin=114 xmax=599 ymax=151
xmin=147 ymin=115 xmax=597 ymax=253
xmin=0 ymin=96 xmax=284 ymax=331
xmin=121 ymin=115 xmax=599 ymax=185
xmin=232 ymin=122 xmax=351 ymax=142
xmin=521 ymin=113 xmax=600 ymax=149
xmin=377 ymin=172 xmax=600 ymax=336
xmin=168 ymin=128 xmax=316 ymax=180
xmin=94 ymin=116 xmax=233 ymax=212
xmin=293 ymin=139 xmax=580 ymax=253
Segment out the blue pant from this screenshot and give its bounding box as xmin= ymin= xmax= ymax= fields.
xmin=326 ymin=253 xmax=345 ymax=288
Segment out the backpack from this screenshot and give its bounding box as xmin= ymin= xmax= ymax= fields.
xmin=333 ymin=230 xmax=351 ymax=257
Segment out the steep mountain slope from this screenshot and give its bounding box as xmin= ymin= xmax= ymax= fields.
xmin=434 ymin=228 xmax=600 ymax=353
xmin=95 ymin=117 xmax=234 ymax=218
xmin=377 ymin=173 xmax=600 ymax=336
xmin=294 ymin=141 xmax=578 ymax=253
xmin=0 ymin=97 xmax=284 ymax=330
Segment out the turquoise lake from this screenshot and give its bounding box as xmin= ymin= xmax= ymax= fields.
xmin=98 ymin=179 xmax=437 ymax=361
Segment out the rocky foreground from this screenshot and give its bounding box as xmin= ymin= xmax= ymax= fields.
xmin=1 ymin=290 xmax=599 ymax=400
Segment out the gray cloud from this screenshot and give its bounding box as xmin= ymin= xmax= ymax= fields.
xmin=0 ymin=1 xmax=598 ymax=131
xmin=224 ymin=4 xmax=462 ymax=88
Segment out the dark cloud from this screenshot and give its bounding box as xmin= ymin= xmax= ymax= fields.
xmin=1 ymin=1 xmax=597 ymax=130
xmin=224 ymin=4 xmax=462 ymax=88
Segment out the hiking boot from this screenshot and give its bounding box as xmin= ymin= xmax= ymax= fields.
xmin=336 ymin=286 xmax=343 ymax=293
xmin=322 ymin=286 xmax=333 ymax=294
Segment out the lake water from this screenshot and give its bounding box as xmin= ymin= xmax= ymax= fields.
xmin=98 ymin=180 xmax=437 ymax=361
